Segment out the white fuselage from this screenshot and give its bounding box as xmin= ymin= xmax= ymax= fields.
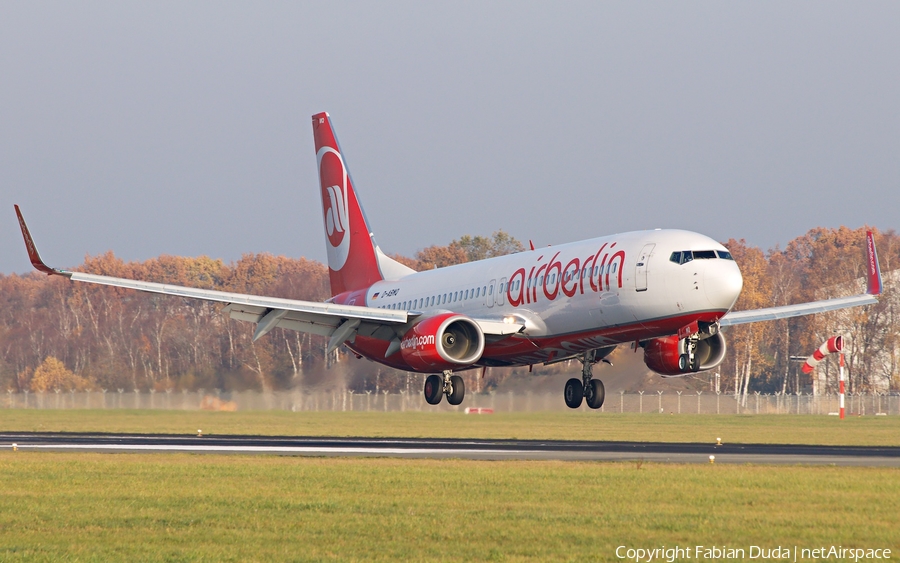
xmin=349 ymin=229 xmax=742 ymax=367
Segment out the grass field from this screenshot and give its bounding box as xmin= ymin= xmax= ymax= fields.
xmin=2 ymin=409 xmax=900 ymax=446
xmin=2 ymin=411 xmax=898 ymax=561
xmin=0 ymin=453 xmax=898 ymax=562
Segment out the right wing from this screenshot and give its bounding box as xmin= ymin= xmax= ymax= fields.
xmin=719 ymin=230 xmax=882 ymax=327
xmin=16 ymin=205 xmax=409 ymax=352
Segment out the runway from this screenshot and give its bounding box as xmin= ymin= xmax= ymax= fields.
xmin=2 ymin=432 xmax=899 ymax=465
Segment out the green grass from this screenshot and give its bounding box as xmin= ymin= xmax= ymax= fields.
xmin=2 ymin=410 xmax=899 ymax=446
xmin=0 ymin=453 xmax=897 ymax=561
xmin=1 ymin=412 xmax=897 ymax=560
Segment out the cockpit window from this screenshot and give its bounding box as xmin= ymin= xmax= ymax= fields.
xmin=670 ymin=249 xmax=725 ymax=265
xmin=670 ymin=251 xmax=693 ymax=265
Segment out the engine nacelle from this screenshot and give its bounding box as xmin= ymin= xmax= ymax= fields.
xmin=643 ymin=332 xmax=727 ymax=377
xmin=400 ymin=313 xmax=485 ymax=372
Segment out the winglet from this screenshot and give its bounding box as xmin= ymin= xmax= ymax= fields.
xmin=14 ymin=205 xmax=67 ymax=276
xmin=866 ymin=231 xmax=882 ymax=296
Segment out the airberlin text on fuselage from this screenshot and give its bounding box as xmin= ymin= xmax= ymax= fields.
xmin=507 ymin=242 xmax=626 ymax=307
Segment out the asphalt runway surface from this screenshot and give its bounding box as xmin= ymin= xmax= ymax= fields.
xmin=2 ymin=432 xmax=899 ymax=465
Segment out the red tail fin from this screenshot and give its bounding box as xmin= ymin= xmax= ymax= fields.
xmin=312 ymin=113 xmax=383 ymax=296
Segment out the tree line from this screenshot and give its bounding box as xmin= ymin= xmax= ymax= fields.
xmin=725 ymin=227 xmax=899 ymax=400
xmin=0 ymin=228 xmax=896 ymax=394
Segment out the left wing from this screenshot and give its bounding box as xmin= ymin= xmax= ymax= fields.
xmin=719 ymin=231 xmax=882 ymax=327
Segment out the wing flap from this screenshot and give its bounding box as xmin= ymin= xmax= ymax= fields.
xmin=223 ymin=305 xmax=341 ymax=338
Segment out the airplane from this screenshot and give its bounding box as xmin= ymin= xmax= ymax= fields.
xmin=15 ymin=112 xmax=883 ymax=408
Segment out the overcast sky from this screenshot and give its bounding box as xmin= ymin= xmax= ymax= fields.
xmin=2 ymin=2 xmax=898 ymax=275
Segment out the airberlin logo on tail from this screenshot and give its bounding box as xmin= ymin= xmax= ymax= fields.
xmin=317 ymin=146 xmax=351 ymax=271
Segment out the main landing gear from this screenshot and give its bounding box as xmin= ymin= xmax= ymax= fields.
xmin=564 ymin=350 xmax=606 ymax=409
xmin=423 ymin=370 xmax=465 ymax=406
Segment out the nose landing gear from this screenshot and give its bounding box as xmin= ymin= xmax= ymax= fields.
xmin=564 ymin=350 xmax=607 ymax=409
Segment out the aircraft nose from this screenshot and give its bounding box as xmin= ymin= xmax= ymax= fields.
xmin=703 ymin=260 xmax=743 ymax=311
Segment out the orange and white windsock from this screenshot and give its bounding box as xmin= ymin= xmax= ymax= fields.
xmin=801 ymin=336 xmax=844 ymax=374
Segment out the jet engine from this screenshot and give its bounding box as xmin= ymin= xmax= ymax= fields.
xmin=642 ymin=332 xmax=727 ymax=377
xmin=400 ymin=313 xmax=485 ymax=372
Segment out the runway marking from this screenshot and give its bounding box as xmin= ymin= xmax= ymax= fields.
xmin=14 ymin=444 xmax=524 ymax=456
xmin=4 ymin=434 xmax=899 ymax=465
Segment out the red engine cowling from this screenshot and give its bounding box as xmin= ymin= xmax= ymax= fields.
xmin=400 ymin=313 xmax=485 ymax=372
xmin=643 ymin=332 xmax=727 ymax=377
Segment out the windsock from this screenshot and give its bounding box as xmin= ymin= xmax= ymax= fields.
xmin=801 ymin=336 xmax=844 ymax=374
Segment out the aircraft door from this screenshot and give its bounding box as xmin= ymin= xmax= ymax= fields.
xmin=635 ymin=244 xmax=655 ymax=292
xmin=486 ymin=279 xmax=496 ymax=308
xmin=498 ymin=277 xmax=507 ymax=306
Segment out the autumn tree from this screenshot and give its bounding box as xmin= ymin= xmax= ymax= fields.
xmin=722 ymin=239 xmax=773 ymax=403
xmin=29 ymin=356 xmax=91 ymax=392
xmin=414 ymin=230 xmax=524 ymax=269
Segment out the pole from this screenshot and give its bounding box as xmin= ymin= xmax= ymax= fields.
xmin=839 ymin=352 xmax=845 ymax=419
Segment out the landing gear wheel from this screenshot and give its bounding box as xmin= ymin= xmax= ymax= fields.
xmin=680 ymin=335 xmax=701 ymax=372
xmin=564 ymin=378 xmax=584 ymax=409
xmin=586 ymin=379 xmax=605 ymax=409
xmin=446 ymin=375 xmax=465 ymax=406
xmin=424 ymin=374 xmax=443 ymax=405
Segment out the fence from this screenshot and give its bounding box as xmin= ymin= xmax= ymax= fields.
xmin=2 ymin=389 xmax=899 ymax=415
